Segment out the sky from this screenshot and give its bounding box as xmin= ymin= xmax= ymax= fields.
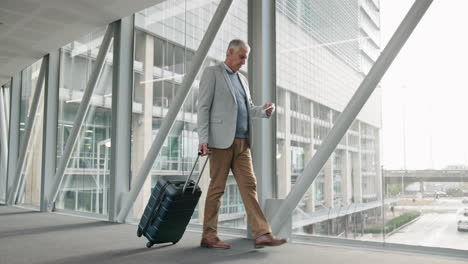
xmin=380 ymin=0 xmax=468 ymax=170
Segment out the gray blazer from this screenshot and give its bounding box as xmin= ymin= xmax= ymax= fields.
xmin=197 ymin=63 xmax=268 ymax=149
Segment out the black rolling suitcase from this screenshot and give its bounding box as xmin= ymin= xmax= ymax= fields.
xmin=137 ymin=152 xmax=208 ymax=248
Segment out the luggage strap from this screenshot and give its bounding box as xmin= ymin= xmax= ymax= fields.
xmin=142 ymin=182 xmax=169 ymax=234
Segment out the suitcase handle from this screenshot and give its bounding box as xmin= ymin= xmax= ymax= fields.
xmin=182 ymin=151 xmax=209 ymax=194
xmin=192 ymin=153 xmax=209 ymax=194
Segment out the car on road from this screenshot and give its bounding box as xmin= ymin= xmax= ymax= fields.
xmin=435 ymin=191 xmax=447 ymax=198
xmin=457 ymin=209 xmax=468 ymax=232
xmin=457 ymin=219 xmax=468 ymax=232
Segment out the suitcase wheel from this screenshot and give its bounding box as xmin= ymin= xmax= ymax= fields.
xmin=146 ymin=242 xmax=153 ymax=248
xmin=137 ymin=229 xmax=142 ymax=237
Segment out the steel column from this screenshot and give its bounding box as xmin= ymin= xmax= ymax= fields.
xmin=40 ymin=51 xmax=60 ymax=212
xmin=0 ymin=87 xmax=8 ymax=202
xmin=248 ymin=0 xmax=277 ymax=205
xmin=3 ymin=87 xmax=9 ymax=125
xmin=109 ymin=16 xmax=134 ymax=222
xmin=0 ymin=88 xmax=8 ymax=200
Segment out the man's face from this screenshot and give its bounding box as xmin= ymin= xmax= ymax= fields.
xmin=227 ymin=48 xmax=249 ymax=72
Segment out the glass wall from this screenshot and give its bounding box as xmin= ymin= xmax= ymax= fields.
xmin=17 ymin=59 xmax=44 ymax=207
xmin=276 ymin=0 xmax=383 ymax=241
xmin=130 ymin=0 xmax=249 ymax=231
xmin=55 ymin=27 xmax=113 ymax=215
xmin=1 ymin=0 xmax=465 ymax=254
xmin=380 ymin=0 xmax=468 ymax=251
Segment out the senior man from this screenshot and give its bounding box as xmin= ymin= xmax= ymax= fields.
xmin=197 ymin=39 xmax=286 ymax=249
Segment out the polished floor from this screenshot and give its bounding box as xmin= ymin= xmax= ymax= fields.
xmin=0 ymin=205 xmax=466 ymax=264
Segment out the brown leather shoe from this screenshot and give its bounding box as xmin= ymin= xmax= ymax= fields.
xmin=254 ymin=233 xmax=287 ymax=248
xmin=200 ymin=237 xmax=231 ymax=249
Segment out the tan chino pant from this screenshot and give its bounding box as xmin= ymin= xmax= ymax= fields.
xmin=202 ymin=138 xmax=272 ymax=239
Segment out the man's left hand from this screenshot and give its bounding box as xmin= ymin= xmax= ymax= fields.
xmin=263 ymin=103 xmax=275 ymax=117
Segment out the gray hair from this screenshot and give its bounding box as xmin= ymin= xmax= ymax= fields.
xmin=226 ymin=39 xmax=250 ymax=55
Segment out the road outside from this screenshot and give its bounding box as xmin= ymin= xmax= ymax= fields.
xmin=386 ymin=198 xmax=468 ymax=251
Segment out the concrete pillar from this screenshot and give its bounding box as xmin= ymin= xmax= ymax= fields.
xmin=354 ymin=123 xmax=363 ymax=203
xmin=419 ymin=180 xmax=424 ymax=193
xmin=324 ymin=154 xmax=334 ymax=208
xmin=131 ymin=34 xmax=154 ymax=219
xmin=341 ymin=146 xmax=351 ymax=205
xmin=277 ymin=91 xmax=291 ymax=198
xmin=304 ymin=145 xmax=315 ymax=213
xmin=344 ymin=215 xmax=349 ymax=238
xmin=344 ymin=130 xmax=354 ymax=206
xmin=353 ymin=164 xmax=362 ymax=203
xmin=304 ymin=101 xmax=315 ymax=213
xmin=323 ymin=109 xmax=334 ymax=208
xmin=374 ymin=128 xmax=382 ymax=199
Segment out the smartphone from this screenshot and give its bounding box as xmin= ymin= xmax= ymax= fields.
xmin=263 ymin=105 xmax=274 ymax=114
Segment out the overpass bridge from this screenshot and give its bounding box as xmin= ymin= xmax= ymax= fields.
xmin=383 ymin=170 xmax=468 ymax=184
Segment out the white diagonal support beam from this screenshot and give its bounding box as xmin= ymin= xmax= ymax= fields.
xmin=117 ymin=0 xmax=234 ymax=223
xmin=7 ymin=57 xmax=47 ymax=204
xmin=48 ymin=24 xmax=114 ymax=211
xmin=270 ymin=0 xmax=434 ymax=235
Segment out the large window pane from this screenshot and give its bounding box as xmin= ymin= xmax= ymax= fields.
xmin=130 ymin=0 xmax=249 ymax=234
xmin=18 ymin=59 xmax=44 ymax=207
xmin=381 ymin=0 xmax=468 ymax=251
xmin=276 ymin=0 xmax=383 ymax=241
xmin=55 ymin=27 xmax=113 ymax=215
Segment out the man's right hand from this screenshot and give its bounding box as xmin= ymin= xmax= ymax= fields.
xmin=198 ymin=143 xmax=210 ymax=156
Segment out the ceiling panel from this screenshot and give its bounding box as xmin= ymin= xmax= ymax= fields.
xmin=0 ymin=0 xmax=162 ymax=86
